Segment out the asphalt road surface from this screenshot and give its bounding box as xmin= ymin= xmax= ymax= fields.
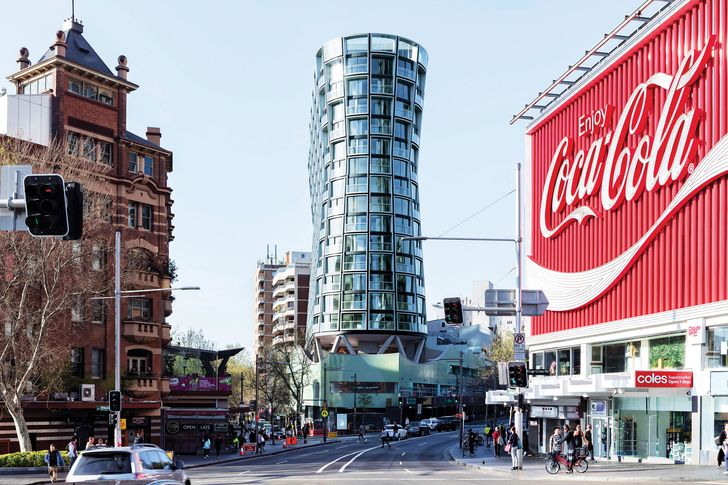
xmin=184 ymin=431 xmax=721 ymax=484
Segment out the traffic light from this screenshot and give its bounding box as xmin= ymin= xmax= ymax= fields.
xmin=63 ymin=182 xmax=83 ymax=241
xmin=108 ymin=413 xmax=118 ymax=427
xmin=443 ymin=297 xmax=464 ymax=325
xmin=398 ymin=395 xmax=403 ymax=407
xmin=109 ymin=390 xmax=122 ymax=412
xmin=507 ymin=361 xmax=528 ymax=388
xmin=24 ymin=174 xmax=69 ymax=237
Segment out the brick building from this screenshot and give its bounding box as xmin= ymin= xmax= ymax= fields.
xmin=0 ymin=17 xmax=174 ymax=452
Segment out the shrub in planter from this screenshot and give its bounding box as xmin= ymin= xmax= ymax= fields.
xmin=0 ymin=450 xmax=69 ymax=467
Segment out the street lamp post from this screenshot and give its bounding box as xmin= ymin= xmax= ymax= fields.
xmin=103 ymin=230 xmax=201 ymax=447
xmin=351 ymin=373 xmax=357 ymax=430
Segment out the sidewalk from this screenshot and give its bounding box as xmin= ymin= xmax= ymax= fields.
xmin=448 ymin=444 xmax=727 ymax=482
xmin=1 ymin=437 xmax=340 ymax=485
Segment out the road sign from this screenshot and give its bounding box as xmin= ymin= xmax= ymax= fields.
xmin=321 ymin=410 xmax=329 ymax=418
xmin=484 ymin=289 xmax=549 ymax=316
xmin=514 ymin=332 xmax=526 ymax=360
xmin=120 ymin=418 xmax=127 ymax=431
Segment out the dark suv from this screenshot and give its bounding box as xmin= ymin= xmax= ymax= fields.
xmin=435 ymin=417 xmax=458 ymax=431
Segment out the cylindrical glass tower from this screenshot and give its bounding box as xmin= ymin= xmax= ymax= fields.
xmin=307 ymin=34 xmax=428 ymax=360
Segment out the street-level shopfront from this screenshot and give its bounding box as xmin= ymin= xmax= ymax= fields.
xmin=516 ymin=0 xmax=728 ymax=467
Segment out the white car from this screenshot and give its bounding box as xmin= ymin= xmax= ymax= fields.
xmin=384 ymin=424 xmax=408 ymax=440
xmin=420 ymin=418 xmax=439 ymax=430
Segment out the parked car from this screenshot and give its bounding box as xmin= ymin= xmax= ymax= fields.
xmin=384 ymin=424 xmax=408 ymax=440
xmin=405 ymin=421 xmax=431 ymax=437
xmin=420 ymin=418 xmax=439 ymax=430
xmin=435 ymin=416 xmax=458 ymax=431
xmin=65 ymin=443 xmax=190 ymax=485
xmin=272 ymin=427 xmax=286 ymax=440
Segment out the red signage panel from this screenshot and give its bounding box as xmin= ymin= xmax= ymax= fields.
xmin=634 ymin=370 xmax=693 ymax=388
xmin=527 ymin=0 xmax=728 ymax=335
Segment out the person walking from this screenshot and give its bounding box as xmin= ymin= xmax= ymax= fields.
xmin=358 ymin=424 xmax=366 ymax=443
xmin=86 ymin=436 xmax=95 ymax=450
xmin=506 ymin=425 xmax=519 ymax=471
xmin=562 ymin=424 xmax=575 ymax=473
xmin=380 ymin=428 xmax=391 ymax=448
xmin=44 ymin=443 xmax=65 ymax=483
xmin=249 ymin=429 xmax=256 ymax=447
xmin=392 ymin=422 xmax=400 ymax=441
xmin=467 ymin=429 xmax=476 ymax=456
xmin=66 ymin=436 xmax=78 ymax=468
xmin=133 ymin=431 xmax=142 ymax=445
xmin=571 ymin=424 xmax=586 ymax=470
xmin=549 ymin=426 xmax=563 ymax=456
xmin=302 ymin=422 xmax=309 ymax=444
xmin=484 ymin=424 xmax=492 ymax=448
xmin=719 ymin=422 xmax=728 ymax=475
xmin=202 ymin=436 xmax=211 ymax=459
xmin=584 ymin=424 xmax=595 ymax=461
xmin=492 ymin=426 xmax=502 ymax=458
xmin=214 ymin=434 xmax=223 ymax=459
xmin=257 ymin=431 xmax=266 ymax=453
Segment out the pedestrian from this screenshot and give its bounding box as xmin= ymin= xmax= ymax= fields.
xmin=232 ymin=434 xmax=239 ymax=451
xmin=562 ymin=424 xmax=575 ymax=473
xmin=719 ymin=422 xmax=728 ymax=475
xmin=467 ymin=429 xmax=476 ymax=456
xmin=44 ymin=443 xmax=65 ymax=483
xmin=393 ymin=422 xmax=399 ymax=440
xmin=585 ymin=424 xmax=595 ymax=461
xmin=484 ymin=424 xmax=491 ymax=448
xmin=302 ymin=422 xmax=309 ymax=444
xmin=202 ymin=436 xmax=211 ymax=459
xmin=549 ymin=426 xmax=563 ymax=456
xmin=86 ymin=436 xmax=95 ymax=450
xmin=358 ymin=424 xmax=366 ymax=442
xmin=492 ymin=426 xmax=502 ymax=458
xmin=506 ymin=425 xmax=519 ymax=471
xmin=66 ymin=436 xmax=78 ymax=468
xmin=249 ymin=430 xmax=256 ymax=446
xmin=257 ymin=432 xmax=265 ymax=454
xmin=571 ymin=424 xmax=586 ymax=470
xmin=214 ymin=434 xmax=223 ymax=459
xmin=133 ymin=431 xmax=142 ymax=445
xmin=380 ymin=428 xmax=391 ymax=448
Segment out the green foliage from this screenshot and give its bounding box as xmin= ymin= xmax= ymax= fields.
xmin=0 ymin=450 xmax=69 ymax=467
xmin=358 ymin=393 xmax=373 ymax=410
xmin=649 ymin=336 xmax=685 ymax=368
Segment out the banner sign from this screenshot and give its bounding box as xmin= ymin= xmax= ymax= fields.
xmin=330 ymin=381 xmax=396 ymax=393
xmin=169 ymin=376 xmax=232 ymax=392
xmin=634 ymin=370 xmax=693 ymax=388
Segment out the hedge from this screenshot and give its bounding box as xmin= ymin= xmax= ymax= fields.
xmin=0 ymin=450 xmax=70 ymax=467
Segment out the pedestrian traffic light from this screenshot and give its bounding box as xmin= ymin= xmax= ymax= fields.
xmin=507 ymin=361 xmax=528 ymax=388
xmin=23 ymin=174 xmax=69 ymax=237
xmin=109 ymin=390 xmax=122 ymax=412
xmin=398 ymin=396 xmax=403 ymax=407
xmin=108 ymin=413 xmax=118 ymax=427
xmin=63 ymin=182 xmax=83 ymax=241
xmin=443 ymin=297 xmax=464 ymax=325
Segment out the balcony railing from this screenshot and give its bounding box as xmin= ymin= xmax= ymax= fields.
xmin=123 ymin=322 xmax=159 ymax=344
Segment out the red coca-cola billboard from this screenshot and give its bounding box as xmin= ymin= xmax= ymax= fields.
xmin=528 ymin=0 xmax=728 ymax=335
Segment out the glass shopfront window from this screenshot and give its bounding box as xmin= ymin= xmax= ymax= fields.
xmin=613 ymin=396 xmax=692 ymax=462
xmin=592 ymin=341 xmax=641 ymax=374
xmin=531 ymin=348 xmax=580 ymax=376
xmin=707 ymin=326 xmax=728 ymax=367
xmin=649 ymin=335 xmax=685 ymax=369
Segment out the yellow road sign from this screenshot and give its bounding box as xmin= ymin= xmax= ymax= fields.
xmin=120 ymin=418 xmax=127 ymax=431
xmin=321 ymin=410 xmax=329 ymax=418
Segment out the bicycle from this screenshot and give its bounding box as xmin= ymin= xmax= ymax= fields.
xmin=545 ymin=450 xmax=588 ymax=474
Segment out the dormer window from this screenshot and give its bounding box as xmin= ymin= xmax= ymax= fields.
xmin=68 ymin=77 xmax=114 ymax=106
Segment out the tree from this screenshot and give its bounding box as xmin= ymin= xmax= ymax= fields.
xmin=169 ymin=328 xmax=217 ymax=376
xmin=0 ymin=138 xmax=112 ymax=451
xmin=482 ymin=329 xmax=515 ymax=384
xmin=358 ymin=393 xmax=373 ymax=415
xmin=226 ymin=348 xmax=254 ymax=412
xmin=266 ymin=344 xmax=312 ymax=426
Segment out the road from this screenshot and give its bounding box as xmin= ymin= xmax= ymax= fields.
xmin=184 ymin=431 xmax=722 ymax=484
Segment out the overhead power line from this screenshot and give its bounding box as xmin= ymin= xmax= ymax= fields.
xmin=437 ymin=189 xmax=515 ymax=238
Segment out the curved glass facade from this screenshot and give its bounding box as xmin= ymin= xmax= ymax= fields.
xmin=307 ymin=34 xmax=428 ymax=349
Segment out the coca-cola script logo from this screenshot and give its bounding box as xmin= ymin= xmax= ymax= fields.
xmin=540 ymin=36 xmax=715 ymax=239
xmin=529 ymin=36 xmax=728 ymax=311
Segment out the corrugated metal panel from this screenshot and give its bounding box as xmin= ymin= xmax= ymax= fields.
xmin=528 ymin=0 xmax=728 ymax=335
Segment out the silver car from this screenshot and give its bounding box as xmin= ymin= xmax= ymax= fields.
xmin=65 ymin=444 xmax=190 ymax=485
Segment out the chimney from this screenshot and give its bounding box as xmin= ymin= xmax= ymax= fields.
xmin=116 ymin=55 xmax=129 ymax=79
xmin=17 ymin=47 xmax=30 ymax=70
xmin=62 ymin=18 xmax=84 ymax=33
xmin=146 ymin=127 xmax=161 ymax=146
xmin=52 ymin=30 xmax=67 ymax=58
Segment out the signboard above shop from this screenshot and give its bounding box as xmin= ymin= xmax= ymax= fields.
xmin=635 ymin=370 xmax=693 ymax=388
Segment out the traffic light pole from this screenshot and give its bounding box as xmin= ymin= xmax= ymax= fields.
xmin=322 ymin=364 xmax=327 ymax=443
xmin=114 ymin=231 xmax=121 ymax=447
xmin=514 ymin=162 xmax=524 ymax=468
xmin=458 ymin=351 xmax=463 ymax=449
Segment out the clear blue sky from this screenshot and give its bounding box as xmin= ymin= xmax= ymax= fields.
xmin=0 ymin=0 xmax=639 ymax=351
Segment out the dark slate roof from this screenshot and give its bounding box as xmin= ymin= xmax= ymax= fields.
xmin=124 ymin=130 xmax=166 ymax=151
xmin=38 ymin=27 xmax=114 ymax=77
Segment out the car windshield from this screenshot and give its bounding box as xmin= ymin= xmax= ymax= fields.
xmin=74 ymin=452 xmax=132 ymax=475
xmin=409 ymin=421 xmax=420 ymax=427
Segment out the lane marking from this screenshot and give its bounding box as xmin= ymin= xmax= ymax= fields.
xmin=336 ymin=445 xmax=349 ymax=449
xmin=276 ymin=459 xmax=288 ymax=464
xmin=337 ymin=445 xmax=380 ymax=473
xmin=417 ymin=442 xmax=429 ymax=446
xmin=317 ymin=449 xmax=361 ymax=473
xmin=399 ymin=461 xmax=403 ymax=465
xmin=401 ymin=452 xmax=406 ymax=456
xmin=316 ymin=450 xmax=328 ymax=455
xmin=404 ymin=468 xmax=412 ymax=473
xmin=237 ymin=470 xmax=250 ymax=475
